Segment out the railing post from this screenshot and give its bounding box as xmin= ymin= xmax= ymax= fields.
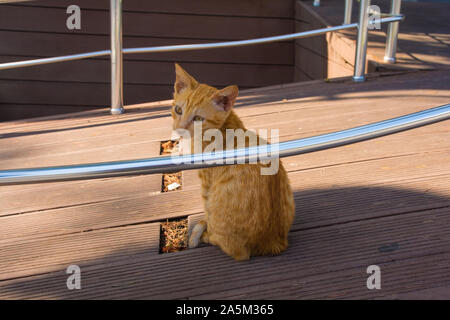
xmin=344 ymin=0 xmax=353 ymax=24
xmin=353 ymin=0 xmax=370 ymax=82
xmin=313 ymin=0 xmax=320 ymax=7
xmin=384 ymin=0 xmax=402 ymax=63
xmin=110 ymin=0 xmax=124 ymax=115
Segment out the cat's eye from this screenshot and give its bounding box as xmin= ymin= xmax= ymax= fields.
xmin=174 ymin=105 xmax=182 ymax=115
xmin=193 ymin=115 xmax=204 ymax=122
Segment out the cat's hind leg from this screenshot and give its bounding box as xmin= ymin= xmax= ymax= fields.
xmin=188 ymin=220 xmax=207 ymax=248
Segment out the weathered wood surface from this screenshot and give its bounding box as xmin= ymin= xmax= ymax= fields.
xmin=0 ymin=70 xmax=449 ymax=299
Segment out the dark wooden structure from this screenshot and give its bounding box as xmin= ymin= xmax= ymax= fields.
xmin=0 ymin=0 xmax=295 ymax=120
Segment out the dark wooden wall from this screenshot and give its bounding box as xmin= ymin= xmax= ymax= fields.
xmin=294 ymin=1 xmax=355 ymax=82
xmin=0 ymin=0 xmax=295 ymax=120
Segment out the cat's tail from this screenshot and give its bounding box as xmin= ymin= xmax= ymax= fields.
xmin=189 ymin=220 xmax=207 ymax=248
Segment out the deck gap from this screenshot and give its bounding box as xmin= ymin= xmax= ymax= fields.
xmin=159 ymin=216 xmax=189 ymax=254
xmin=160 ymin=140 xmax=182 ymax=192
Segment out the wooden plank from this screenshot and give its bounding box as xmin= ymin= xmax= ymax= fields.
xmin=0 ymin=107 xmax=172 ymax=144
xmin=0 ymin=57 xmax=294 ymax=87
xmin=294 ymin=1 xmax=328 ymax=81
xmin=0 ymin=222 xmax=161 ymax=281
xmin=0 ymin=104 xmax=95 ymax=121
xmin=0 ymin=5 xmax=294 ymax=40
xmin=183 ymin=170 xmax=201 ymax=188
xmin=295 ymin=43 xmax=328 ymax=80
xmin=0 ymin=31 xmax=294 ymax=65
xmin=0 ymin=136 xmax=163 ymax=216
xmin=0 ymin=80 xmax=173 ymax=107
xmin=0 ymin=139 xmax=164 ymax=169
xmin=0 ymin=186 xmax=202 ymax=242
xmin=10 ymin=0 xmax=295 ymax=18
xmin=291 ymin=174 xmax=450 ymax=230
xmin=0 ymin=174 xmax=163 ymax=216
xmin=0 ymin=99 xmax=172 ymax=131
xmin=0 ymin=206 xmax=448 ymax=298
xmin=382 ymin=285 xmax=450 ymax=300
xmin=191 ymin=252 xmax=450 ymax=299
xmin=183 ymin=173 xmax=450 ymax=231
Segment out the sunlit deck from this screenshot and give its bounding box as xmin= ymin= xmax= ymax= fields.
xmin=0 ymin=69 xmax=449 ymax=299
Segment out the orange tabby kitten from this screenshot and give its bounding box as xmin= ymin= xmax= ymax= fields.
xmin=171 ymin=64 xmax=295 ymax=261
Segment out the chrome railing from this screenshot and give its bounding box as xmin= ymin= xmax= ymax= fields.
xmin=1 ymin=103 xmax=449 ymax=185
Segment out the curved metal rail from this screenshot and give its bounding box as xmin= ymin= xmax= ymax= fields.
xmin=1 ymin=103 xmax=448 ymax=186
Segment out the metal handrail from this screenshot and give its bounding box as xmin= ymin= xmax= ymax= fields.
xmin=0 ymin=15 xmax=403 ymax=72
xmin=1 ymin=103 xmax=448 ymax=185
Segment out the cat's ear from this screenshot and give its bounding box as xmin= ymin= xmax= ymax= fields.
xmin=212 ymin=85 xmax=239 ymax=112
xmin=174 ymin=63 xmax=198 ymax=94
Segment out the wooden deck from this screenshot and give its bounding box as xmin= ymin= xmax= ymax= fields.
xmin=0 ymin=69 xmax=449 ymax=299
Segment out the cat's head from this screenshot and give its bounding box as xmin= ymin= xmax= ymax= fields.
xmin=171 ymin=63 xmax=239 ymax=136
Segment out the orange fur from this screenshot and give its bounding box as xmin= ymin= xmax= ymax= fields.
xmin=172 ymin=64 xmax=295 ymax=261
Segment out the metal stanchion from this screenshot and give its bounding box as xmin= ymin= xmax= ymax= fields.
xmin=384 ymin=0 xmax=402 ymax=63
xmin=110 ymin=0 xmax=124 ymax=115
xmin=344 ymin=0 xmax=353 ymax=24
xmin=353 ymin=0 xmax=370 ymax=82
